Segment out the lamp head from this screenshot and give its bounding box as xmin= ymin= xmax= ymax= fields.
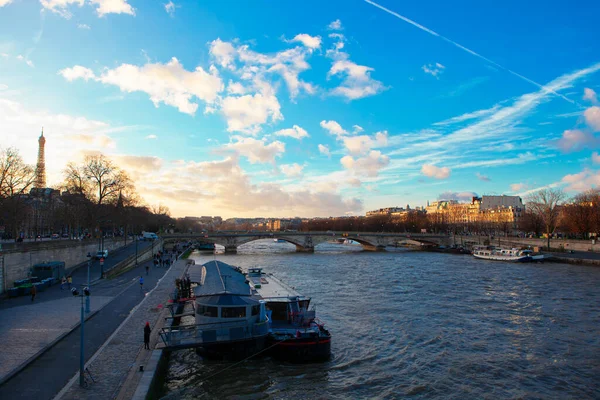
xmin=71 ymin=287 xmax=79 ymax=296
xmin=83 ymin=287 xmax=90 ymax=296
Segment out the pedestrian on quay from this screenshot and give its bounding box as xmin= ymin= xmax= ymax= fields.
xmin=139 ymin=276 xmax=144 ymax=291
xmin=67 ymin=275 xmax=72 ymax=289
xmin=144 ymin=322 xmax=151 ymax=349
xmin=145 ymin=264 xmax=149 ymax=275
xmin=153 ymin=258 xmax=158 ymax=268
xmin=61 ymin=275 xmax=67 ymax=290
xmin=30 ymin=284 xmax=37 ymax=302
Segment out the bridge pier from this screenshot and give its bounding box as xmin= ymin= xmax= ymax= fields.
xmin=362 ymin=245 xmax=387 ymax=252
xmin=295 ymin=245 xmax=314 ymax=253
xmin=224 ymin=245 xmax=238 ymax=254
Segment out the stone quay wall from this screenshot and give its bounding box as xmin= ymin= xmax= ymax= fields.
xmin=0 ymin=238 xmax=127 ymax=295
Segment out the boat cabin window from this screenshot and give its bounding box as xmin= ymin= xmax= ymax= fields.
xmin=197 ymin=305 xmax=218 ymax=317
xmin=299 ymin=300 xmax=310 ymax=310
xmin=267 ymin=302 xmax=287 ymax=321
xmin=221 ymin=306 xmax=246 ymax=318
xmin=251 ymin=305 xmax=260 ymax=316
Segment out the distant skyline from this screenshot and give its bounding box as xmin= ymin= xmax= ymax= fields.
xmin=1 ymin=0 xmax=600 ymax=218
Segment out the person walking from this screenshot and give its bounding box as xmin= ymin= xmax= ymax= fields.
xmin=144 ymin=322 xmax=151 ymax=349
xmin=67 ymin=276 xmax=72 ymax=289
xmin=61 ymin=276 xmax=67 ymax=290
xmin=139 ymin=276 xmax=144 ymax=291
xmin=30 ymin=284 xmax=37 ymax=302
xmin=145 ymin=264 xmax=149 ymax=275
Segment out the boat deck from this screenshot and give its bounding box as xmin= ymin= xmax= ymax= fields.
xmin=246 ymin=269 xmax=303 ymax=300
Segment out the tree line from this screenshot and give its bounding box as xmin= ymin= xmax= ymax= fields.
xmin=1 ymin=147 xmax=598 ymax=242
xmin=0 ymin=148 xmax=176 ymax=241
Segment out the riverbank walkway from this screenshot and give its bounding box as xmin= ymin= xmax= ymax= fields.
xmin=0 ymin=239 xmax=162 ymax=399
xmin=56 ymin=257 xmax=188 ymax=400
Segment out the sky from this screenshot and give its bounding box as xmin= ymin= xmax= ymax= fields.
xmin=1 ymin=0 xmax=600 ymax=219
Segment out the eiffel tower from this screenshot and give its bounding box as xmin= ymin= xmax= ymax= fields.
xmin=35 ymin=127 xmax=46 ymax=189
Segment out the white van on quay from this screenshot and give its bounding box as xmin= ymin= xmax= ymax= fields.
xmin=95 ymin=250 xmax=108 ymax=259
xmin=142 ymin=232 xmax=159 ymax=241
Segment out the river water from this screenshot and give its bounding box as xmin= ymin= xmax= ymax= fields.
xmin=163 ymin=241 xmax=600 ymax=399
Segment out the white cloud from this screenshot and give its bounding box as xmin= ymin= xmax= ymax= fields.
xmin=320 ymin=120 xmax=347 ymax=137
xmin=209 ymin=38 xmax=237 ymax=70
xmin=0 ymin=0 xmax=14 ymax=6
xmin=90 ymin=0 xmax=135 ymax=17
xmin=145 ymin=134 xmax=157 ymax=140
xmin=164 ymin=1 xmax=175 ymax=16
xmin=593 ymin=152 xmax=600 ymax=164
xmin=328 ymin=59 xmax=386 ymax=100
xmin=341 ymin=150 xmax=390 ymax=177
xmin=40 ymin=0 xmax=134 ymax=18
xmin=342 ymin=131 xmax=387 ymax=155
xmin=510 ymin=183 xmax=528 ymax=192
xmin=210 ymin=39 xmax=317 ymax=99
xmin=476 ymin=172 xmax=490 ymax=182
xmin=280 ymin=163 xmax=303 ymax=177
xmin=227 ymin=81 xmax=247 ymax=95
xmin=77 ymin=23 xmax=90 ymax=29
xmin=328 ymin=19 xmax=342 ymax=30
xmin=583 ymin=88 xmax=598 ymax=104
xmin=422 ymin=62 xmax=445 ymax=78
xmin=59 ymin=65 xmax=96 ymax=81
xmin=224 ymin=136 xmax=285 ymax=164
xmin=0 ymin=84 xmax=7 ymax=90
xmin=584 ymin=106 xmax=600 ymax=131
xmin=437 ymin=191 xmax=477 ymax=202
xmin=318 ymin=144 xmax=330 ymax=156
xmin=288 ymin=34 xmax=321 ymax=50
xmin=274 ymin=125 xmax=308 ymax=139
xmin=221 ymin=90 xmax=283 ymax=134
xmin=40 ymin=0 xmax=84 ymax=19
xmin=62 ymin=58 xmax=224 ymax=115
xmin=352 ymin=124 xmax=364 ymax=133
xmin=0 ymin=98 xmax=117 ymax=186
xmin=421 ymin=164 xmax=450 ymax=179
xmin=557 ymin=129 xmax=597 ymax=152
xmin=561 ymin=168 xmax=600 ymax=192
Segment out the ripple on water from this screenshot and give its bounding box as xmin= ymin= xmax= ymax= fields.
xmin=164 ymin=245 xmax=600 ymax=399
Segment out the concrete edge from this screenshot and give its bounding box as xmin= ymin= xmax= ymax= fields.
xmin=0 ymin=307 xmax=102 ymax=387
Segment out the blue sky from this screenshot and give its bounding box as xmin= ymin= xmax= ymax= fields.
xmin=1 ymin=0 xmax=600 ymax=218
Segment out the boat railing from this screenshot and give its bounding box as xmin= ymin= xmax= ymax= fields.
xmin=159 ymin=320 xmax=269 ymax=349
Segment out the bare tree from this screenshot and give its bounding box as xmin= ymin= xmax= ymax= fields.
xmin=526 ymin=188 xmax=567 ymax=249
xmin=0 ymin=147 xmax=36 ymax=198
xmin=63 ymin=154 xmax=134 ymax=235
xmin=0 ymin=148 xmax=37 ymax=239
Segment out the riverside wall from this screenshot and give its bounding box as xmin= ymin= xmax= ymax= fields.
xmin=0 ymin=238 xmax=128 ymax=294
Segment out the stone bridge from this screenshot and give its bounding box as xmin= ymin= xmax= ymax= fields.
xmin=162 ymin=231 xmax=450 ymax=253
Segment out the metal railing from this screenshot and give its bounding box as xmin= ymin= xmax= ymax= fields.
xmin=159 ymin=320 xmax=268 ymax=349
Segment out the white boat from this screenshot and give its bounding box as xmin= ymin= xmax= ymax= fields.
xmin=246 ymin=267 xmax=331 ymax=362
xmin=472 ymin=247 xmax=533 ymax=262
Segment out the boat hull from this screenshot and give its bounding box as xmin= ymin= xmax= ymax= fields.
xmin=267 ymin=335 xmax=331 ymax=362
xmin=473 ymin=254 xmax=531 ymax=262
xmin=195 ymin=336 xmax=267 ymax=361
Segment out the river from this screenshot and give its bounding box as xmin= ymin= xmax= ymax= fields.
xmin=162 ymin=241 xmax=600 ymax=399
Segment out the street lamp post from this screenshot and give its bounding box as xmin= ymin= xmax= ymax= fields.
xmin=135 ymin=234 xmax=138 ymax=266
xmin=72 ymin=285 xmax=90 ymax=387
xmin=85 ymin=253 xmax=91 ymax=314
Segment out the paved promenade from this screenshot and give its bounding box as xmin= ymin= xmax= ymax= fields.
xmin=57 ymin=258 xmax=188 ymax=400
xmin=0 ymin=239 xmax=166 ymax=400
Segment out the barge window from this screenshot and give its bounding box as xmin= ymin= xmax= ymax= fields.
xmin=197 ymin=305 xmax=218 ymax=317
xmin=222 ymin=307 xmax=246 ymax=318
xmin=268 ymin=302 xmax=287 ymax=321
xmin=251 ymin=305 xmax=260 ymax=316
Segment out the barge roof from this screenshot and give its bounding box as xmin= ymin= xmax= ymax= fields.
xmin=190 ymin=260 xmax=252 ymax=297
xmin=246 ymin=268 xmax=305 ymax=301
